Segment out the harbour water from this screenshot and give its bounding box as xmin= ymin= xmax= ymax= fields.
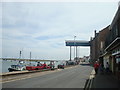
xmin=1 ymin=59 xmax=63 ymax=73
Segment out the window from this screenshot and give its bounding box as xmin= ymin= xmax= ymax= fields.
xmin=100 ymin=41 xmax=104 ymax=49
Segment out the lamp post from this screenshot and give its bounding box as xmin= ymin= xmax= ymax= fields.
xmin=74 ymin=36 xmax=76 ymax=60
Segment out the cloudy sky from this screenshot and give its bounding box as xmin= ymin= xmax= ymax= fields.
xmin=1 ymin=1 xmax=119 ymax=60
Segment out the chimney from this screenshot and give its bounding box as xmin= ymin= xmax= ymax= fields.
xmin=94 ymin=30 xmax=97 ymax=37
xmin=90 ymin=37 xmax=93 ymax=41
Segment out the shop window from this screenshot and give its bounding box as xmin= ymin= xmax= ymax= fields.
xmin=116 ymin=56 xmax=120 ymax=71
xmin=116 ymin=58 xmax=120 ymax=63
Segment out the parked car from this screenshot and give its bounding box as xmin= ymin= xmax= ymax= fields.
xmin=58 ymin=64 xmax=64 ymax=69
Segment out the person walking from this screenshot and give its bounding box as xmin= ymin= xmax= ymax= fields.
xmin=99 ymin=63 xmax=104 ymax=74
xmin=94 ymin=61 xmax=100 ymax=74
xmin=106 ymin=62 xmax=110 ymax=74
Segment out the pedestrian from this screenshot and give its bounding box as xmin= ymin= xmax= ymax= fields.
xmin=106 ymin=62 xmax=110 ymax=73
xmin=94 ymin=61 xmax=100 ymax=74
xmin=99 ymin=63 xmax=104 ymax=74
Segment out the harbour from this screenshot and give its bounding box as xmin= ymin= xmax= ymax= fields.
xmin=1 ymin=58 xmax=64 ymax=73
xmin=1 ymin=1 xmax=120 ymax=89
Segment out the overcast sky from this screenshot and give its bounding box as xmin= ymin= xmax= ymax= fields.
xmin=1 ymin=1 xmax=119 ymax=60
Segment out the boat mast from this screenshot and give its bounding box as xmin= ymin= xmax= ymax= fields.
xmin=19 ymin=51 xmax=22 ymax=59
xmin=30 ymin=52 xmax=31 ymax=60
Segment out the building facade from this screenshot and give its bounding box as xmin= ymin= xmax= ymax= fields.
xmin=90 ymin=5 xmax=120 ymax=80
xmin=90 ymin=26 xmax=109 ymax=65
xmin=104 ymin=6 xmax=120 ymax=80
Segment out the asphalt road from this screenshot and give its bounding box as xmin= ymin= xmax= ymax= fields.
xmin=2 ymin=65 xmax=93 ymax=88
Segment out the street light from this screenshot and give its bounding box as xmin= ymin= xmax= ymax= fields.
xmin=74 ymin=36 xmax=76 ymax=60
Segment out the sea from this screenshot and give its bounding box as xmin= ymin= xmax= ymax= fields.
xmin=0 ymin=59 xmax=63 ymax=73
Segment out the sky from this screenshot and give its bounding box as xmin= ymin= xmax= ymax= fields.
xmin=1 ymin=1 xmax=119 ymax=60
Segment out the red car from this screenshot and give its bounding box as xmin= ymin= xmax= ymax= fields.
xmin=26 ymin=64 xmax=51 ymax=71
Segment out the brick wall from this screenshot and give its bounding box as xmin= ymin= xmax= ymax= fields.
xmin=90 ymin=26 xmax=109 ymax=65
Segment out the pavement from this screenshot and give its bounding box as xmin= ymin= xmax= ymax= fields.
xmin=91 ymin=69 xmax=120 ymax=89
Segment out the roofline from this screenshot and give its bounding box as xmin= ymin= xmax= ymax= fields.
xmin=110 ymin=6 xmax=120 ymax=29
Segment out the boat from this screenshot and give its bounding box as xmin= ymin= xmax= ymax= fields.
xmin=8 ymin=61 xmax=26 ymax=72
xmin=26 ymin=63 xmax=51 ymax=71
xmin=8 ymin=64 xmax=26 ymax=72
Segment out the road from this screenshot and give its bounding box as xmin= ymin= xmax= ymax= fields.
xmin=2 ymin=65 xmax=93 ymax=88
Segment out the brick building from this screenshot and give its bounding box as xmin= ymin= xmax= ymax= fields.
xmin=90 ymin=26 xmax=109 ymax=65
xmin=104 ymin=5 xmax=120 ymax=80
xmin=90 ymin=4 xmax=120 ymax=80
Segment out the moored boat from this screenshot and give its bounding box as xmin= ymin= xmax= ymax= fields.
xmin=8 ymin=64 xmax=26 ymax=72
xmin=8 ymin=61 xmax=26 ymax=72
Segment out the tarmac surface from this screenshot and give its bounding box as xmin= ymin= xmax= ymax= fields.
xmin=2 ymin=65 xmax=93 ymax=88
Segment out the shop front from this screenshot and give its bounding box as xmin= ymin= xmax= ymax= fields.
xmin=112 ymin=47 xmax=120 ymax=80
